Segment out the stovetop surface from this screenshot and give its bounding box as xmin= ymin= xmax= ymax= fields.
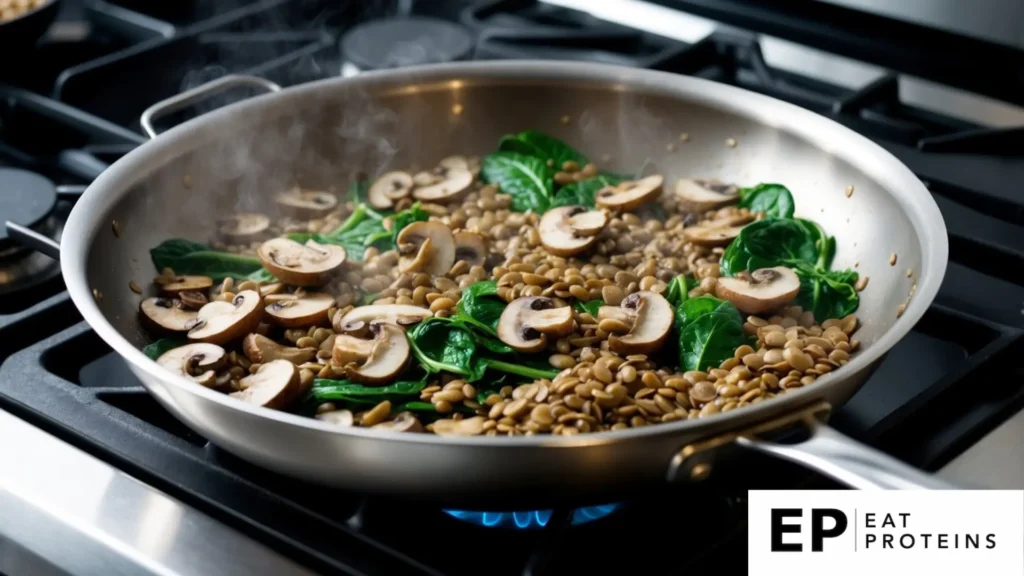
xmin=0 ymin=1 xmax=1022 ymax=575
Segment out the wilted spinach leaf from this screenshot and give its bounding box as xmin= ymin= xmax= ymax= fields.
xmin=289 ymin=202 xmax=429 ymax=263
xmin=312 ymin=379 xmax=426 ymax=400
xmin=738 ymin=183 xmax=795 ymax=219
xmin=572 ymin=299 xmax=604 ymax=317
xmin=456 ymin=281 xmax=506 ymax=336
xmin=550 ymin=174 xmax=622 ymax=208
xmin=498 ymin=130 xmax=588 ymax=168
xmin=665 ymin=275 xmax=691 ymax=307
xmin=143 ymin=338 xmax=185 ymax=360
xmin=481 ymin=151 xmax=555 ymax=213
xmin=793 ymin=263 xmax=860 ymax=322
xmin=150 ymin=239 xmax=266 ymax=281
xmin=719 ymin=218 xmax=822 ymax=276
xmin=675 ymin=296 xmax=746 ymax=372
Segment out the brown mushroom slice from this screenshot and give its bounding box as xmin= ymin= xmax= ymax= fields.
xmin=497 ymin=296 xmax=574 ymax=353
xmin=567 ymin=210 xmax=608 ymax=237
xmin=372 ymin=411 xmax=424 ymax=433
xmin=595 ymin=174 xmax=663 ymax=212
xmin=187 ymin=290 xmax=263 ymax=345
xmin=608 ymin=291 xmax=673 ymax=355
xmin=412 ymin=168 xmax=473 ymax=202
xmin=368 ymin=171 xmax=414 ymax=210
xmin=596 ymin=305 xmax=634 ymax=326
xmin=682 ymin=224 xmax=745 ymax=247
xmin=229 ymin=359 xmax=301 ymax=409
xmin=453 ymin=231 xmax=487 ymax=267
xmin=338 ymin=324 xmax=411 ymax=385
xmin=332 ymin=333 xmax=378 ymax=365
xmin=219 ymin=213 xmax=270 ymax=244
xmin=242 ymin=333 xmax=316 ymax=365
xmin=264 ymin=291 xmax=334 ymax=327
xmin=316 ymin=409 xmax=355 ymax=427
xmin=158 ymin=275 xmax=214 ymax=294
xmin=258 ymin=238 xmax=347 ymax=287
xmin=438 ymin=155 xmax=469 ymax=171
xmin=140 ymin=297 xmax=198 ymax=333
xmin=335 ymin=304 xmax=433 ymax=333
xmin=674 ymin=178 xmax=740 ymax=212
xmin=539 ymin=206 xmax=600 ymax=257
xmin=157 ymin=343 xmax=226 ymax=387
xmin=715 ymin=266 xmax=801 ymax=315
xmin=396 ymin=221 xmax=455 ymax=276
xmin=275 ymin=188 xmax=338 ymax=219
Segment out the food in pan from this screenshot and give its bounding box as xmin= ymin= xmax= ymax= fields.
xmin=140 ymin=130 xmax=863 ymax=436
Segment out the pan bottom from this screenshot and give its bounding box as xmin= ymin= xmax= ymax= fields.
xmin=443 ymin=503 xmax=621 ymax=530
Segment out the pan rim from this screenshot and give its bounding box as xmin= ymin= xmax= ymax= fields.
xmin=61 ymin=60 xmax=948 ymax=448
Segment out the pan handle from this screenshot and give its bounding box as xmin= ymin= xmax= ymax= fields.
xmin=140 ymin=75 xmax=282 ymax=139
xmin=6 ymin=222 xmax=60 ymax=259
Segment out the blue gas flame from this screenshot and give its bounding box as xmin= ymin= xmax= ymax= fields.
xmin=443 ymin=503 xmax=620 ymax=529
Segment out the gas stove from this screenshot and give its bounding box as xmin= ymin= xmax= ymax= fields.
xmin=0 ymin=1 xmax=1022 ymax=574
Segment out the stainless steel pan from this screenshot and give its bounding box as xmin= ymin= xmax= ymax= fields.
xmin=19 ymin=62 xmax=953 ymax=505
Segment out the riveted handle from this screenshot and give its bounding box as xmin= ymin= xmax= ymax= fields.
xmin=140 ymin=75 xmax=281 ymax=139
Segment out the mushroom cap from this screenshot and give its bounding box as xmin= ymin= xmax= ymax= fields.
xmin=368 ymin=171 xmax=414 ymax=210
xmin=275 ymin=188 xmax=338 ymax=219
xmin=157 ymin=343 xmax=226 ymax=387
xmin=335 ymin=304 xmax=433 ymax=333
xmin=230 ymin=359 xmax=301 ymax=409
xmin=497 ymin=296 xmax=574 ymax=353
xmin=453 ymin=231 xmax=488 ymax=267
xmin=682 ymin=224 xmax=746 ymax=247
xmin=316 ymin=409 xmax=355 ymax=426
xmin=674 ymin=178 xmax=740 ymax=212
xmin=187 ymin=290 xmax=263 ymax=345
xmin=595 ymin=174 xmax=663 ymax=212
xmin=608 ymin=291 xmax=674 ymax=355
xmin=258 ymin=238 xmax=347 ymax=287
xmin=715 ymin=266 xmax=801 ymax=315
xmin=158 ymin=275 xmax=214 ymax=294
xmin=567 ymin=209 xmax=608 ymax=237
xmin=346 ymin=323 xmax=411 ymax=385
xmin=219 ymin=213 xmax=270 ymax=244
xmin=412 ymin=167 xmax=474 ymax=203
xmin=332 ymin=333 xmax=378 ymax=365
xmin=396 ymin=221 xmax=455 ymax=276
xmin=539 ymin=206 xmax=600 ymax=257
xmin=438 ymin=155 xmax=469 ymax=171
xmin=264 ymin=291 xmax=334 ymax=328
xmin=242 ymin=333 xmax=316 ymax=365
xmin=372 ymin=411 xmax=424 ymax=433
xmin=139 ymin=297 xmax=198 ymax=333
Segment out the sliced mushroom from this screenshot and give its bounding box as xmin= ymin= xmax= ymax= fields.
xmin=368 ymin=171 xmax=414 ymax=210
xmin=372 ymin=411 xmax=424 ymax=433
xmin=412 ymin=168 xmax=473 ymax=203
xmin=334 ymin=304 xmax=433 ymax=333
xmin=439 ymin=155 xmax=469 ymax=171
xmin=714 ymin=266 xmax=801 ymax=315
xmin=257 ymin=238 xmax=347 ymax=287
xmin=219 ymin=213 xmax=270 ymax=244
xmin=396 ymin=221 xmax=455 ymax=276
xmin=497 ymin=296 xmax=574 ymax=353
xmin=242 ymin=333 xmax=316 ymax=365
xmin=264 ymin=291 xmax=334 ymax=327
xmin=157 ymin=343 xmax=226 ymax=388
xmin=187 ymin=290 xmax=263 ymax=345
xmin=453 ymin=231 xmax=487 ymax=267
xmin=229 ymin=359 xmax=301 ymax=409
xmin=595 ymin=174 xmax=663 ymax=212
xmin=607 ymin=291 xmax=673 ymax=355
xmin=316 ymin=409 xmax=354 ymax=426
xmin=179 ymin=291 xmax=209 ymax=310
xmin=674 ymin=178 xmax=740 ymax=212
xmin=333 ymin=323 xmax=410 ymax=385
xmin=158 ymin=275 xmax=213 ymax=294
xmin=276 ymin=188 xmax=338 ymax=219
xmin=682 ymin=224 xmax=746 ymax=247
xmin=140 ymin=297 xmax=198 ymax=333
xmin=539 ymin=206 xmax=601 ymax=257
xmin=567 ymin=209 xmax=608 ymax=237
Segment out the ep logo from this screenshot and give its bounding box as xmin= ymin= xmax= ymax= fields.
xmin=771 ymin=508 xmax=848 ymax=552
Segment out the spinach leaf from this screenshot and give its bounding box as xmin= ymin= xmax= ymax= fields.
xmin=498 ymin=130 xmax=588 ymax=168
xmin=395 ymin=400 xmax=475 ymax=415
xmin=675 ymin=296 xmax=746 ymax=372
xmin=150 ymin=238 xmax=266 ymax=281
xmin=481 ymin=151 xmax=554 ymax=213
xmin=291 ymin=202 xmax=429 ymax=263
xmin=719 ymin=218 xmax=821 ymax=276
xmin=143 ymin=338 xmax=185 ymax=360
xmin=572 ymin=299 xmax=604 ymax=317
xmin=793 ymin=263 xmax=860 ymax=322
xmin=666 ymin=275 xmax=691 ymax=307
xmin=738 ymin=183 xmax=795 ymax=219
xmin=312 ymin=379 xmax=426 ymax=399
xmin=550 ymin=174 xmax=622 ymax=208
xmin=456 ymin=281 xmax=506 ymax=336
xmin=408 ymin=318 xmax=557 ymax=382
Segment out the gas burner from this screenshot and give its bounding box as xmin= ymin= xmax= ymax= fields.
xmin=339 ymin=16 xmax=472 ymax=77
xmin=444 ymin=503 xmax=621 ymax=529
